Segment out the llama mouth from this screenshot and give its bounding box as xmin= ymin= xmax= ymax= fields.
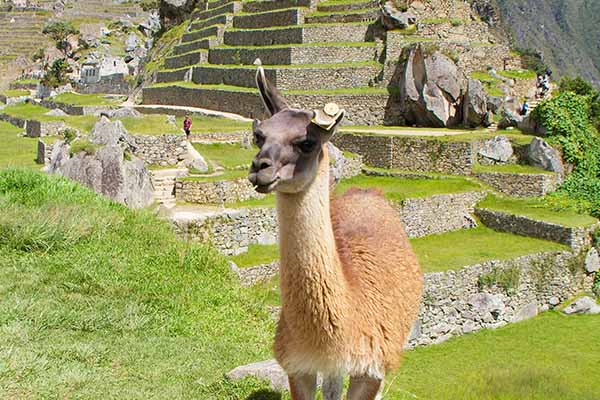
xmin=254 ymin=178 xmax=279 ymax=193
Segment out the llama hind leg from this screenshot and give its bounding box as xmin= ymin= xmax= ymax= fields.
xmin=289 ymin=373 xmax=317 ymax=400
xmin=347 ymin=376 xmax=383 ymax=400
xmin=322 ymin=375 xmax=343 ymax=400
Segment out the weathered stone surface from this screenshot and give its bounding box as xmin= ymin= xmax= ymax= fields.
xmin=327 ymin=142 xmax=363 ymax=185
xmin=160 ymin=0 xmax=200 ymax=29
xmin=45 ymin=108 xmax=68 ymax=117
xmin=512 ymin=302 xmax=538 ymax=322
xmin=527 ymin=137 xmax=565 ymax=179
xmin=585 ymin=248 xmax=599 ymax=273
xmin=562 ymin=296 xmax=600 ymax=315
xmin=396 ymin=45 xmax=466 ymax=127
xmin=90 ymin=117 xmax=131 ymax=147
xmin=104 ymin=107 xmax=142 ymax=119
xmin=381 ymin=0 xmax=417 ymax=30
xmin=497 ymin=109 xmax=522 ymax=129
xmin=183 ymin=141 xmax=209 ymax=173
xmin=226 ymin=359 xmax=289 ymax=391
xmin=44 ymin=140 xmax=70 ymax=174
xmin=478 ymin=135 xmax=513 ymax=162
xmin=125 ymin=33 xmax=139 ymax=53
xmin=468 ymin=292 xmax=504 ymax=315
xmin=463 ymin=79 xmax=489 ymax=127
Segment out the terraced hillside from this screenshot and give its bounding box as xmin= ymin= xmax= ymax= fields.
xmin=142 ymin=0 xmax=519 ymax=125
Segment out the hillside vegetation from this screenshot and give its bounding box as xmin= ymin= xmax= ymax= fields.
xmin=495 ymin=0 xmax=600 ymax=85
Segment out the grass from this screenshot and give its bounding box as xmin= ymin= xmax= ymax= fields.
xmin=473 ymin=163 xmax=552 ymax=174
xmin=0 ymin=121 xmax=38 ymax=169
xmin=53 ymin=92 xmax=121 ymax=107
xmin=410 ymin=225 xmax=569 ymax=272
xmin=478 ymin=194 xmax=598 ymax=227
xmin=334 ymin=174 xmax=483 ymax=203
xmin=231 ymin=244 xmax=279 ymax=268
xmin=497 ymin=69 xmax=537 ymax=80
xmin=0 ymin=169 xmax=275 ymax=399
xmin=1 ymin=103 xmax=97 ymax=133
xmin=385 ymin=312 xmax=600 ymax=400
xmin=119 ymin=114 xmax=183 ymax=135
xmin=192 ymin=143 xmax=257 ymax=170
xmin=1 ymin=89 xmax=29 ymax=97
xmin=181 ymin=169 xmax=248 ymax=183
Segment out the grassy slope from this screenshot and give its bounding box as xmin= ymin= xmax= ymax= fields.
xmin=192 ymin=143 xmax=256 ymax=170
xmin=387 ymin=312 xmax=600 ymax=400
xmin=410 ymin=225 xmax=568 ymax=271
xmin=0 ymin=170 xmax=274 ymax=399
xmin=231 ymin=244 xmax=279 ymax=268
xmin=479 ymin=194 xmax=598 ymax=227
xmin=0 ymin=121 xmax=38 ymax=169
xmin=53 ymin=92 xmax=121 ymax=106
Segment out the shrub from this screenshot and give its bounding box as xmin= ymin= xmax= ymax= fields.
xmin=41 ymin=58 xmax=72 ymax=88
xmin=61 ymin=128 xmax=77 ymax=144
xmin=69 ymin=140 xmax=99 ymax=156
xmin=42 ymin=20 xmax=79 ymax=56
xmin=478 ymin=266 xmax=521 ymax=294
xmin=451 ymin=19 xmax=463 ymax=27
xmin=32 ymin=48 xmax=45 ymax=62
xmin=532 ymin=91 xmax=600 ymax=216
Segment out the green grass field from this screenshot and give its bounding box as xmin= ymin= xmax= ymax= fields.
xmin=410 ymin=226 xmax=569 ymax=272
xmin=192 ymin=143 xmax=257 ymax=170
xmin=52 ymin=92 xmax=121 ymax=106
xmin=478 ymin=194 xmax=598 ymax=227
xmin=0 ymin=121 xmax=38 ymax=169
xmin=231 ymin=244 xmax=279 ymax=268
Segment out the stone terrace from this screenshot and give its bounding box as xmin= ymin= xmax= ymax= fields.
xmin=0 ymin=10 xmax=49 ymax=70
xmin=142 ymin=0 xmax=518 ymax=125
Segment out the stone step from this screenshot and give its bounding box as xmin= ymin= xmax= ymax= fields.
xmin=191 ymin=1 xmax=241 ymax=21
xmin=208 ymin=43 xmax=377 ymax=65
xmin=142 ymin=83 xmax=389 ymax=123
xmin=233 ymin=8 xmax=305 ymax=29
xmin=172 ymin=36 xmax=220 ymax=56
xmin=190 ymin=62 xmax=381 ymax=90
xmin=182 ymin=25 xmax=224 ymax=44
xmin=242 ymin=0 xmax=312 ymax=13
xmin=304 ymin=8 xmax=379 ymax=24
xmin=317 ymin=0 xmax=378 ymax=12
xmin=164 ymin=50 xmax=209 ymax=69
xmin=223 ymin=22 xmax=372 ymax=46
xmin=190 ymin=14 xmax=233 ymax=32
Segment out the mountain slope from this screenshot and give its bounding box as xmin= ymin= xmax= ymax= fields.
xmin=494 ymin=0 xmax=600 ymax=85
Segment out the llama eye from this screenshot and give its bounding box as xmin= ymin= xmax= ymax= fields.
xmin=297 ymin=140 xmax=316 ymax=153
xmin=253 ymin=131 xmax=265 ymax=147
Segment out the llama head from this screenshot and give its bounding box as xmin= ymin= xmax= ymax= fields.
xmin=249 ymin=65 xmax=345 ymax=194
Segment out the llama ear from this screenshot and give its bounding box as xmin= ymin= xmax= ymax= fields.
xmin=255 ymin=59 xmax=288 ymax=116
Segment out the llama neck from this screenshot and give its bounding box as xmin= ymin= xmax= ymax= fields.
xmin=276 ymin=148 xmax=346 ymax=337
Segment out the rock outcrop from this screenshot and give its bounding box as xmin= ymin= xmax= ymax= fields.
xmin=561 ymin=296 xmax=600 ymax=315
xmin=478 ymin=135 xmax=514 ymax=163
xmin=159 ymin=0 xmax=200 ymax=29
xmin=394 ymin=44 xmax=487 ymax=128
xmin=380 ymin=1 xmax=417 ymax=30
xmin=47 ymin=118 xmax=154 ymax=208
xmin=527 ymin=137 xmax=565 ymax=179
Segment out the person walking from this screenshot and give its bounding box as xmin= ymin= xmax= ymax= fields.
xmin=183 ymin=114 xmax=192 ymax=140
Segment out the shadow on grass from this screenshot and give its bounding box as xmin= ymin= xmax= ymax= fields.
xmin=246 ymin=389 xmax=282 ymax=400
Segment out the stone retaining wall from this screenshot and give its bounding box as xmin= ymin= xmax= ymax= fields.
xmin=475 ymin=208 xmax=599 ymax=250
xmin=75 ymin=74 xmax=129 ymax=95
xmin=129 ymin=134 xmax=188 ymax=166
xmin=37 ymin=139 xmax=55 ymax=164
xmin=409 ymin=251 xmax=594 ymax=347
xmin=0 ymin=113 xmax=26 ymax=128
xmin=232 ymin=261 xmax=280 ymax=287
xmin=333 ymin=132 xmax=474 ymax=174
xmin=176 ymin=176 xmax=263 ymax=204
xmin=398 ymin=191 xmax=486 ymax=238
xmin=40 ymin=99 xmax=114 ymax=116
xmin=416 ymin=21 xmax=492 ymax=43
xmin=172 ymin=207 xmax=278 ymax=255
xmin=0 ymin=94 xmax=29 ymax=105
xmin=26 ymin=120 xmax=68 ymax=138
xmin=475 ymin=171 xmax=558 ymax=197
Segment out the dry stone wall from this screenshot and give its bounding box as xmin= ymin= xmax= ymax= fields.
xmin=40 ymin=99 xmax=114 ymax=116
xmin=475 ymin=171 xmax=558 ymax=197
xmin=409 ymin=251 xmax=595 ymax=347
xmin=129 ymin=134 xmax=188 ymax=166
xmin=176 ymin=177 xmax=263 ymax=205
xmin=475 ymin=208 xmax=599 ymax=250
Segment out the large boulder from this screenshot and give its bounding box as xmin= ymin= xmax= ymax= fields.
xmin=160 ymin=0 xmax=201 ymax=29
xmin=478 ymin=135 xmax=513 ymax=163
xmin=380 ymin=1 xmax=417 ymax=30
xmin=562 ymin=296 xmax=600 ymax=315
xmin=527 ymin=137 xmax=565 ymax=179
xmin=497 ymin=109 xmax=523 ymax=129
xmin=397 ymin=45 xmax=466 ymax=127
xmin=48 ymin=119 xmax=153 ymax=208
xmin=463 ymin=79 xmax=489 ymax=128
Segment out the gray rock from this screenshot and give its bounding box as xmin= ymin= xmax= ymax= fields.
xmin=562 ymin=296 xmax=600 ymax=315
xmin=585 ymin=248 xmax=599 ymax=273
xmin=44 ymin=140 xmax=70 ymax=174
xmin=226 ymin=359 xmax=289 ymax=391
xmin=462 ymin=320 xmax=477 ymax=334
xmin=468 ymin=293 xmax=505 ymax=316
xmin=90 ymin=117 xmax=133 ymax=149
xmin=166 ymin=115 xmax=177 ymax=126
xmin=106 ymin=107 xmax=142 ymax=119
xmin=183 ymin=141 xmax=208 ymax=173
xmin=497 ymin=109 xmax=523 ymax=129
xmin=396 ymin=44 xmax=466 ymax=127
xmin=549 ymin=296 xmax=560 ymax=307
xmin=478 ymin=135 xmax=513 ymax=162
xmin=45 ymin=108 xmax=68 ymax=117
xmin=463 ymin=79 xmax=488 ymax=128
xmin=408 ymin=320 xmax=422 ymax=341
xmin=527 ymin=137 xmax=565 ymax=179
xmin=380 ymin=1 xmax=417 ymax=30
xmin=125 ymin=33 xmax=139 ymax=53
xmin=512 ymin=302 xmax=538 ymax=322
xmin=487 ymin=95 xmax=503 ymax=114
xmin=327 ymin=142 xmax=345 ymax=184
xmin=160 ymin=0 xmax=201 ymax=29
xmin=139 ymin=11 xmax=161 ymax=36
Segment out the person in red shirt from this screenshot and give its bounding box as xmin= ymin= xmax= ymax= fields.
xmin=183 ymin=114 xmax=192 ymax=139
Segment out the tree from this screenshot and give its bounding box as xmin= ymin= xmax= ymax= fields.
xmin=42 ymin=21 xmax=79 ymax=57
xmin=560 ymin=76 xmax=600 ymax=130
xmin=41 ymin=58 xmax=73 ymax=88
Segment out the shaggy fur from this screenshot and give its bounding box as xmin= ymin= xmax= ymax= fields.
xmin=275 ymin=149 xmax=423 ymax=380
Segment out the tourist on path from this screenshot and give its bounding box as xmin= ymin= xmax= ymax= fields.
xmin=183 ymin=114 xmax=192 ymax=140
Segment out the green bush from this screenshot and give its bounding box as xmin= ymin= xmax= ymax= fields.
xmin=514 ymin=47 xmax=548 ymax=75
xmin=532 ymin=91 xmax=600 ymax=216
xmin=69 ymin=139 xmax=99 ymax=156
xmin=41 ymin=58 xmax=72 ymax=88
xmin=61 ymin=128 xmax=77 ymax=143
xmin=478 ymin=266 xmax=521 ymax=294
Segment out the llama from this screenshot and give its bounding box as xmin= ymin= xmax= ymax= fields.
xmin=248 ymin=66 xmax=423 ymax=400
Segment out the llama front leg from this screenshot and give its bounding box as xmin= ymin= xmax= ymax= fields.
xmin=322 ymin=375 xmax=343 ymax=400
xmin=289 ymin=373 xmax=317 ymax=400
xmin=347 ymin=376 xmax=383 ymax=400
